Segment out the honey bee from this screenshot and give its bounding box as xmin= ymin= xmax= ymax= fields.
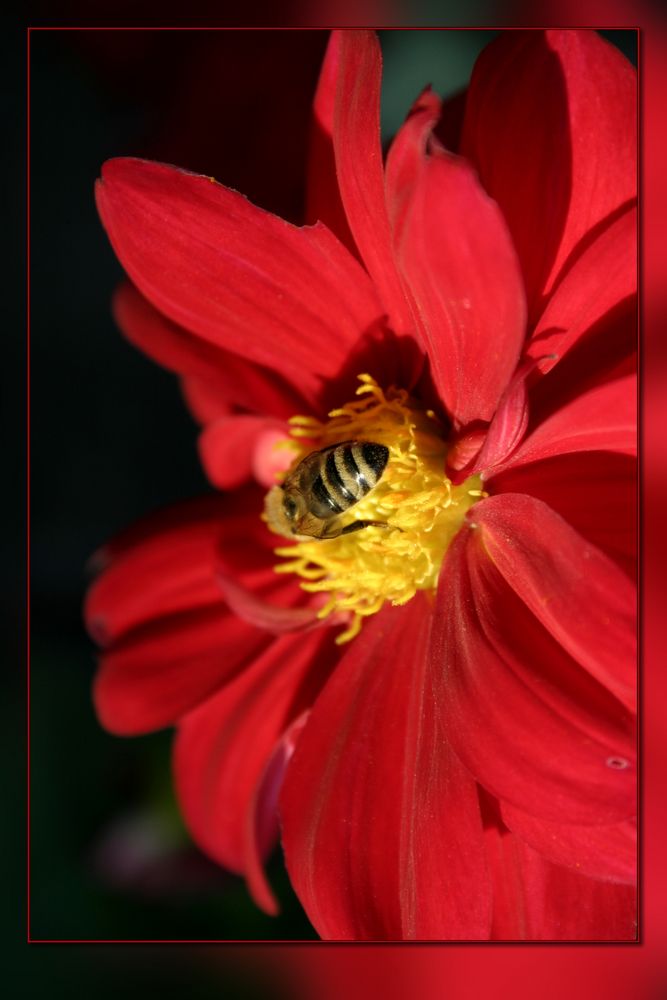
xmin=265 ymin=440 xmax=393 ymax=540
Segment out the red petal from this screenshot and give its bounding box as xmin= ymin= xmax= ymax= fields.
xmin=85 ymin=487 xmax=274 ymax=646
xmin=397 ymin=146 xmax=526 ymax=425
xmin=114 ymin=281 xmax=231 ymax=388
xmin=431 ymin=518 xmax=636 ymax=825
xmin=173 ymin=629 xmax=338 ymax=884
xmin=93 ymin=607 xmax=269 ymax=736
xmin=86 ymin=494 xmax=230 ymax=572
xmin=502 ymin=374 xmax=637 ymax=468
xmin=96 ymin=158 xmax=384 ymax=404
xmin=526 ymin=203 xmax=637 ymax=372
xmin=488 ymin=452 xmax=637 ymax=579
xmin=179 ymin=376 xmax=231 ymax=425
xmin=527 ymin=300 xmax=636 ymax=433
xmin=329 ymin=31 xmax=417 ymax=340
xmin=86 ymin=488 xmax=292 ymax=735
xmin=306 ymin=32 xmax=357 ymax=257
xmin=487 ymin=824 xmax=637 ymax=940
xmin=198 ymin=415 xmax=289 ymax=490
xmin=461 ymin=30 xmax=637 ymax=317
xmin=472 ymin=494 xmax=636 ymax=710
xmin=500 ymin=803 xmax=636 ymax=885
xmin=281 ymin=596 xmax=492 ymax=940
xmin=114 ymin=282 xmax=308 ymax=420
xmin=85 ymin=496 xmax=230 ymax=646
xmin=93 ymin=553 xmax=311 ymax=737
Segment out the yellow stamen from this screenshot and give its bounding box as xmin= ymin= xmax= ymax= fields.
xmin=264 ymin=375 xmax=486 ymax=643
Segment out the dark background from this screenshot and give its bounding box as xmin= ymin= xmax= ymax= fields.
xmin=24 ymin=28 xmax=637 ymax=946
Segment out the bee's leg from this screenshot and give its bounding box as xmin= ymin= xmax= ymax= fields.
xmin=338 ymin=520 xmax=401 ymax=536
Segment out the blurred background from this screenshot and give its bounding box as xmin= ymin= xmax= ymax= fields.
xmin=25 ymin=27 xmax=637 ymax=949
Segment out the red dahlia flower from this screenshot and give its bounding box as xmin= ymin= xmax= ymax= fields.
xmin=86 ymin=29 xmax=637 ymax=940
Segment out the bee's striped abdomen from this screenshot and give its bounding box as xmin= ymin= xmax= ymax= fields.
xmin=353 ymin=443 xmax=390 ymax=490
xmin=317 ymin=441 xmax=389 ymax=515
xmin=311 ymin=469 xmax=344 ymax=514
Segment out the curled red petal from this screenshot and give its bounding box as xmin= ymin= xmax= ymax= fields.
xmin=486 ymin=824 xmax=636 ymax=940
xmin=449 ymin=357 xmax=547 ymax=483
xmin=502 ymin=373 xmax=637 ymax=469
xmin=397 ymin=147 xmax=526 ymax=425
xmin=500 ymin=802 xmax=636 ymax=885
xmin=431 ymin=519 xmax=636 ymax=825
xmin=173 ymin=629 xmax=338 ymax=886
xmin=445 ymin=425 xmax=488 ymax=476
xmin=217 ymin=571 xmax=320 ymax=635
xmin=472 ymin=493 xmax=636 ymax=710
xmin=281 ymin=596 xmax=492 ymax=941
xmin=385 ymin=85 xmax=442 ymax=248
xmin=96 ymin=158 xmax=384 ymax=405
xmin=245 ymin=711 xmax=310 ymax=916
xmin=474 ymin=368 xmax=529 ymax=473
xmin=462 ymin=30 xmax=636 ymax=318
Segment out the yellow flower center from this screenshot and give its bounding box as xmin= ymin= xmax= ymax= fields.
xmin=263 ymin=375 xmax=485 ymax=643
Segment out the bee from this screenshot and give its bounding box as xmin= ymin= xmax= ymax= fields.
xmin=266 ymin=440 xmax=393 ymax=540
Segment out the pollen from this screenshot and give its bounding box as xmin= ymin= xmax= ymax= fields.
xmin=264 ymin=375 xmax=485 ymax=644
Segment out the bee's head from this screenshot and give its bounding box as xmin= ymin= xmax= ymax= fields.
xmin=282 ymin=489 xmax=305 ymax=530
xmin=264 ymin=484 xmax=320 ymax=540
